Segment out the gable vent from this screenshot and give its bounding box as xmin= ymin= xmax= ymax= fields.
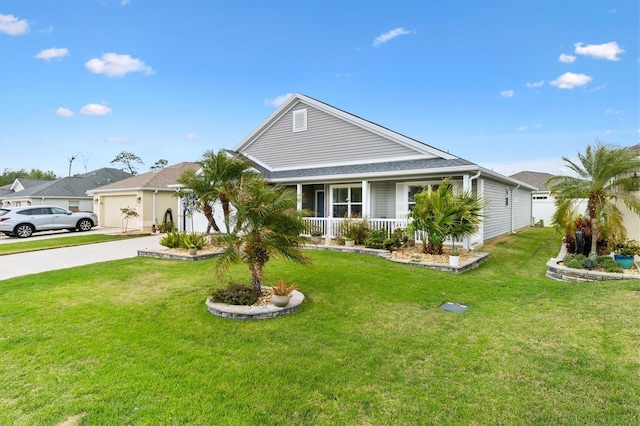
xmin=292 ymin=109 xmax=307 ymax=132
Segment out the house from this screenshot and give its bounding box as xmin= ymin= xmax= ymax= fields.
xmin=185 ymin=93 xmax=536 ymax=248
xmin=0 ymin=168 xmax=131 ymax=212
xmin=88 ymin=162 xmax=199 ymax=231
xmin=510 ymin=171 xmax=557 ymax=227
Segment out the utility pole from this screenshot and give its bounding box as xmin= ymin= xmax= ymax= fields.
xmin=68 ymin=155 xmax=76 ymax=177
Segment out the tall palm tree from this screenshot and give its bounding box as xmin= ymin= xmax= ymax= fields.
xmin=177 ymin=150 xmax=254 ymax=233
xmin=548 ymin=142 xmax=640 ymax=258
xmin=215 ymin=176 xmax=312 ymax=294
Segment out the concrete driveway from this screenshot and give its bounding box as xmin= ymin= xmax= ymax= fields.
xmin=0 ymin=231 xmax=165 ymax=281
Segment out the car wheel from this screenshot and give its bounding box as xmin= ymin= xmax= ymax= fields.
xmin=14 ymin=224 xmax=34 ymax=238
xmin=77 ymin=219 xmax=93 ymax=232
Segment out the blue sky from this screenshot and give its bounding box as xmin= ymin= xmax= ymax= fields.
xmin=1 ymin=0 xmax=638 ymax=178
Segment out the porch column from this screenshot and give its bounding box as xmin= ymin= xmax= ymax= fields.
xmin=296 ymin=184 xmax=302 ymax=211
xmin=362 ymin=180 xmax=370 ymax=217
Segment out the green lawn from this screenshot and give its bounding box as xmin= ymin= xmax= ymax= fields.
xmin=1 ymin=227 xmax=639 ymax=425
xmin=0 ymin=233 xmax=149 ymax=255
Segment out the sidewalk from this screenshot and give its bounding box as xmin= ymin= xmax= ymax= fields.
xmin=0 ymin=235 xmax=165 ymax=281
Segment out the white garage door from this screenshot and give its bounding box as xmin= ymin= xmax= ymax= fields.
xmin=102 ymin=195 xmax=137 ymax=228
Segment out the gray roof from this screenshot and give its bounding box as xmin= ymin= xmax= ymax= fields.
xmin=252 ymin=157 xmax=476 ymax=180
xmin=90 ymin=162 xmax=200 ymax=192
xmin=1 ymin=168 xmax=132 ymax=199
xmin=510 ymin=171 xmax=555 ymax=191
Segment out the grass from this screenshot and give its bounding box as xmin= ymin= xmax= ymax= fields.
xmin=1 ymin=227 xmax=639 ymax=425
xmin=0 ymin=233 xmax=150 ymax=255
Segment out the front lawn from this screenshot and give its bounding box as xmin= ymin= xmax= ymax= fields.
xmin=1 ymin=227 xmax=638 ymax=424
xmin=0 ymin=233 xmax=150 ymax=255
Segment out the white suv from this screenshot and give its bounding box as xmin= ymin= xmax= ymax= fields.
xmin=0 ymin=205 xmax=98 ymax=238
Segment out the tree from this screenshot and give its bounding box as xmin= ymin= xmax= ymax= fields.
xmin=407 ymin=178 xmax=483 ymax=255
xmin=176 ymin=150 xmax=254 ymax=233
xmin=215 ymin=176 xmax=312 ymax=294
xmin=111 ymin=151 xmax=144 ymax=175
xmin=548 ymin=142 xmax=640 ymax=258
xmin=0 ymin=168 xmax=57 ymax=186
xmin=150 ymin=159 xmax=168 ymax=170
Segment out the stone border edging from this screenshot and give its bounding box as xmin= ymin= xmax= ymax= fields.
xmin=545 ymin=244 xmax=640 ymax=282
xmin=205 ymin=290 xmax=305 ymax=320
xmin=302 ymin=244 xmax=489 ymax=274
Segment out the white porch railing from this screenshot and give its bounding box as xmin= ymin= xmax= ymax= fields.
xmin=303 ymin=217 xmax=483 ymax=249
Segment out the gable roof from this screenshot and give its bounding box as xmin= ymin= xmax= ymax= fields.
xmin=1 ymin=168 xmax=132 ymax=200
xmin=234 ymin=93 xmax=457 ymax=171
xmin=510 ymin=171 xmax=555 ymax=191
xmin=10 ymin=178 xmax=52 ymax=192
xmin=89 ymin=162 xmax=199 ymax=193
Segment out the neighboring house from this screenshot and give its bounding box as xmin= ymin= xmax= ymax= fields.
xmin=0 ymin=168 xmax=131 ymax=212
xmin=185 ymin=93 xmax=536 ymax=248
xmin=510 ymin=171 xmax=557 ymax=227
xmin=619 ymin=143 xmax=640 ymax=240
xmin=88 ymin=162 xmax=199 ymax=232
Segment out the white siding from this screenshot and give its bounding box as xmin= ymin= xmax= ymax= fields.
xmin=483 ymin=180 xmax=512 ymax=240
xmin=513 ymin=186 xmax=533 ymax=229
xmin=370 ymin=181 xmax=395 ymax=218
xmin=244 ymin=101 xmax=427 ymax=169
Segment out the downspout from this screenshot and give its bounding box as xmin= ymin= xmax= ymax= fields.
xmin=152 ymin=189 xmax=158 ymax=229
xmin=466 ymin=170 xmax=482 ymax=249
xmin=511 ymin=184 xmax=520 ymax=233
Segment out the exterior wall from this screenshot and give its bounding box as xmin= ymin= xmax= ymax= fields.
xmin=243 ymin=101 xmax=425 ymax=169
xmin=482 ymin=179 xmax=513 ymax=240
xmin=532 ymin=192 xmax=555 ymax=226
xmin=2 ymin=198 xmax=92 ymax=211
xmin=619 ymin=199 xmax=640 ymax=241
xmin=513 ymin=186 xmax=533 ymax=230
xmin=370 ymin=181 xmax=395 ymax=218
xmin=100 ymin=193 xmax=138 ymax=229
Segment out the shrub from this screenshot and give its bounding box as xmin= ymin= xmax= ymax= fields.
xmin=181 ymin=232 xmax=207 ymax=250
xmin=340 ymin=217 xmax=369 ymax=245
xmin=563 ymin=253 xmax=624 ymax=273
xmin=597 ymin=256 xmax=623 ymax=273
xmin=271 ymin=279 xmax=299 ymax=296
xmin=160 ymin=230 xmax=182 ymax=248
xmin=364 ymin=229 xmax=388 ymax=249
xmin=210 ymin=282 xmax=260 ymax=306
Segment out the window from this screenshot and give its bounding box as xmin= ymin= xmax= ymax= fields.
xmin=292 ymin=109 xmax=307 ymax=132
xmin=68 ymin=201 xmax=79 ymax=212
xmin=332 ymin=186 xmax=362 ymax=218
xmin=505 ymin=187 xmax=510 ymax=207
xmin=407 ymin=183 xmax=439 ymax=211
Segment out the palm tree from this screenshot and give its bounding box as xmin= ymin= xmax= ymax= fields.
xmin=177 ymin=150 xmax=254 ymax=233
xmin=548 ymin=142 xmax=640 ymax=258
xmin=215 ymin=176 xmax=312 ymax=294
xmin=407 ymin=179 xmax=483 ymax=255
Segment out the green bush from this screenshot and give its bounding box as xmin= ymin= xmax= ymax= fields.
xmin=159 ymin=230 xmax=182 ymax=248
xmin=181 ymin=232 xmax=207 ymax=249
xmin=364 ymin=229 xmax=388 ymax=249
xmin=210 ymin=282 xmax=260 ymax=305
xmin=563 ymin=253 xmax=624 ymax=273
xmin=340 ymin=217 xmax=370 ymax=245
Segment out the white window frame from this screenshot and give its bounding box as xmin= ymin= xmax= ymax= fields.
xmin=292 ymin=109 xmax=307 ymax=132
xmin=330 ymin=184 xmax=363 ymax=218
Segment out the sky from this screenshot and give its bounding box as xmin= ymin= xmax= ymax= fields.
xmin=1 ymin=0 xmax=638 ymax=179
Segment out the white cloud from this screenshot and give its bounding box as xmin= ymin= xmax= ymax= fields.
xmin=588 ymin=83 xmax=607 ymax=92
xmin=80 ymin=104 xmax=112 ymax=115
xmin=35 ymin=47 xmax=69 ymax=61
xmin=0 ymin=13 xmax=29 ymax=35
xmin=550 ymin=72 xmax=592 ymax=89
xmin=574 ymin=41 xmax=624 ymax=61
xmin=526 ymin=80 xmax=544 ymax=88
xmin=85 ymin=53 xmax=154 ymax=77
xmin=183 ymin=132 xmax=196 ymax=139
xmin=500 ymin=90 xmax=514 ymax=98
xmin=372 ymin=27 xmax=413 ymax=47
xmin=264 ymin=93 xmax=293 ymax=107
xmin=605 ymin=108 xmax=621 ymax=115
xmin=516 ymin=125 xmax=528 ymax=131
xmin=604 ymin=130 xmax=615 ymax=135
xmin=558 ymin=53 xmax=576 ymax=63
xmin=56 ymin=107 xmax=74 ymax=117
xmin=105 ymin=136 xmax=128 ymax=143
